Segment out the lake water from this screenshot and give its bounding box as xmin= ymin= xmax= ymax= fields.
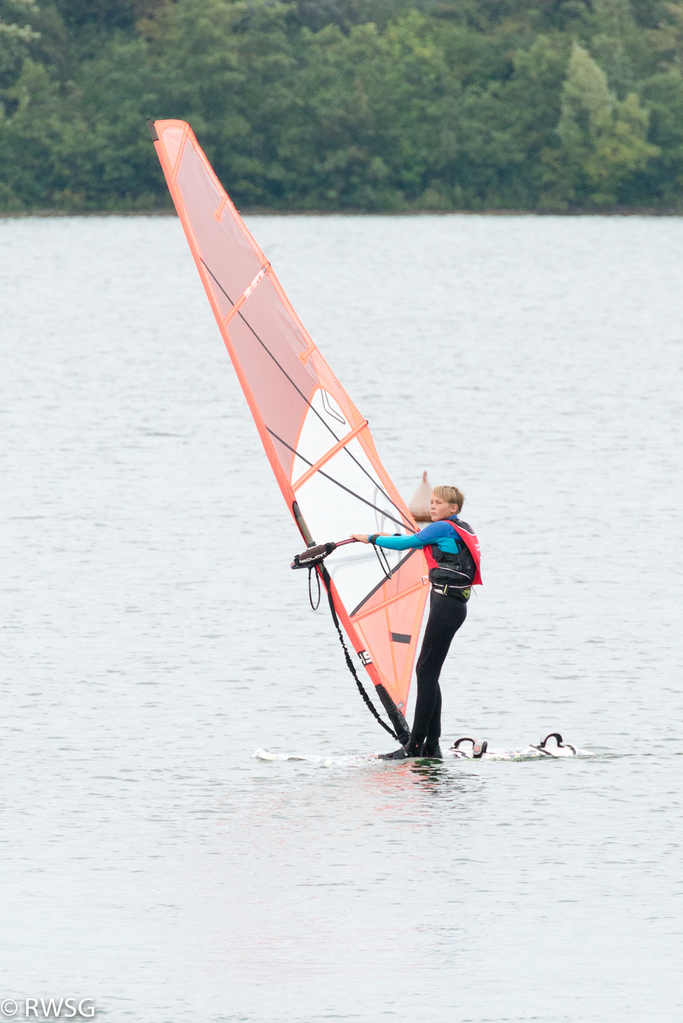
xmin=1 ymin=213 xmax=682 ymax=1023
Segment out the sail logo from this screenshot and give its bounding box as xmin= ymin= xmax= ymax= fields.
xmin=358 ymin=650 xmax=373 ymax=666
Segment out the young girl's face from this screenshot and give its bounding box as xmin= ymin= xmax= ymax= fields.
xmin=429 ymin=494 xmax=459 ymax=521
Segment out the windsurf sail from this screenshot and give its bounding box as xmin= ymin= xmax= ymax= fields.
xmin=148 ymin=118 xmax=429 ymax=739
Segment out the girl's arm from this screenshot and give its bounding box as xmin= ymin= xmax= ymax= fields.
xmin=350 ymin=522 xmax=451 ymax=550
xmin=373 ymin=533 xmax=427 ymax=551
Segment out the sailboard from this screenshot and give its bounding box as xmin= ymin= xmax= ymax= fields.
xmin=148 ymin=119 xmax=429 ymax=741
xmin=253 ymin=733 xmax=594 ymax=765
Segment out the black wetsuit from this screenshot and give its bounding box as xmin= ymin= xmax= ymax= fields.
xmin=373 ymin=515 xmax=478 ymax=754
xmin=411 ymin=589 xmax=467 ymax=750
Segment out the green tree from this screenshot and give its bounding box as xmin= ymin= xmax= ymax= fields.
xmin=145 ymin=0 xmax=299 ymax=204
xmin=0 ymin=38 xmax=164 ymax=210
xmin=542 ymin=41 xmax=658 ymax=205
xmin=446 ymin=33 xmax=569 ymax=208
xmin=1 ymin=0 xmax=39 ymax=86
xmin=2 ymin=0 xmax=683 ymax=212
xmin=588 ymin=0 xmax=654 ymax=95
xmin=296 ymin=0 xmax=421 ymax=32
xmin=52 ymin=0 xmax=136 ymax=33
xmin=644 ymin=1 xmax=683 ymax=72
xmin=0 ymin=57 xmax=89 ymax=208
xmin=276 ymin=12 xmax=454 ymax=209
xmin=630 ymin=69 xmax=683 ymax=204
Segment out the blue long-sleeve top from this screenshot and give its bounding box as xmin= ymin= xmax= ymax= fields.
xmin=374 ymin=517 xmax=461 ymax=554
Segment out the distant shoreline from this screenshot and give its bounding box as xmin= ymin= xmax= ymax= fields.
xmin=2 ymin=206 xmax=683 ymax=218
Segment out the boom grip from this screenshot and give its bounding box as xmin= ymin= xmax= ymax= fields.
xmin=291 ymin=542 xmax=337 ymax=569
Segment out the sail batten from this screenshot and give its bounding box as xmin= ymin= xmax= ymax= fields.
xmin=151 ymin=119 xmax=429 ymax=727
xmin=266 ymin=427 xmax=411 ymax=532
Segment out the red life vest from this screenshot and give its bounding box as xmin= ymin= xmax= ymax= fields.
xmin=423 ymin=518 xmax=482 ymax=587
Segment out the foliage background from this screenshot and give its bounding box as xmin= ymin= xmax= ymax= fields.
xmin=2 ymin=0 xmax=683 ymax=210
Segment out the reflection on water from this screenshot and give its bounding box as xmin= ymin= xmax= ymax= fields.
xmin=1 ymin=214 xmax=682 ymax=1022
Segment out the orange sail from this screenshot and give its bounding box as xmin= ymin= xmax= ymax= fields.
xmin=149 ymin=119 xmax=428 ymax=739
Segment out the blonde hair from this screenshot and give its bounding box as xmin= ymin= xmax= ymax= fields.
xmin=432 ymin=485 xmax=465 ymax=512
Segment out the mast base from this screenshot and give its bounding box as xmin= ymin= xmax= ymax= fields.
xmin=375 ymin=685 xmax=410 ymax=744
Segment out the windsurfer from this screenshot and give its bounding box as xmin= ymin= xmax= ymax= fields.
xmin=151 ymin=120 xmax=460 ymax=754
xmin=351 ymin=485 xmax=481 ymax=760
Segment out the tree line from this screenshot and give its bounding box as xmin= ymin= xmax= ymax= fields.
xmin=2 ymin=0 xmax=683 ymax=211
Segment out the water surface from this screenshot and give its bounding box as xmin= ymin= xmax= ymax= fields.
xmin=1 ymin=214 xmax=682 ymax=1022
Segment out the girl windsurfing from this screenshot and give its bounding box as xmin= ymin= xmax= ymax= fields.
xmin=351 ymin=484 xmax=481 ymax=759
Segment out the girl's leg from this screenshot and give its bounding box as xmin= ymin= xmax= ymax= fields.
xmin=409 ymin=592 xmax=467 ymax=752
xmin=425 ymin=685 xmax=442 ymax=751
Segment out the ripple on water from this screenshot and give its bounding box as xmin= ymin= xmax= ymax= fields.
xmin=0 ymin=214 xmax=682 ymax=1022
